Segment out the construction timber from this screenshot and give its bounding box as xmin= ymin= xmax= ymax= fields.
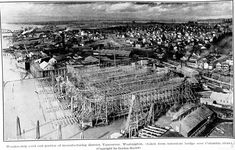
xmin=53 ymin=64 xmax=197 ymax=133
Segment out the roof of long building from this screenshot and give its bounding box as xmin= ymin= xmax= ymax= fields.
xmin=97 ymin=49 xmax=131 ymax=57
xmin=84 ymin=56 xmax=99 ymax=63
xmin=172 ymin=103 xmax=197 ymax=120
xmin=171 ymin=105 xmax=214 ymax=137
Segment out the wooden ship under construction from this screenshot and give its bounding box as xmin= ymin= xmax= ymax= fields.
xmin=38 ymin=63 xmax=198 ymax=138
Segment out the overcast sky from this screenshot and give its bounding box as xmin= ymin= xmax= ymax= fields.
xmin=0 ymin=1 xmax=232 ymax=23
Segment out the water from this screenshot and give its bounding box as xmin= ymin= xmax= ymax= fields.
xmin=1 ymin=23 xmax=39 ymax=81
xmin=1 ymin=23 xmax=43 ymax=49
xmin=2 ymin=23 xmax=43 ymax=31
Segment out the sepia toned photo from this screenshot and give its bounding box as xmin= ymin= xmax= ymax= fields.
xmin=0 ymin=1 xmax=233 ymax=141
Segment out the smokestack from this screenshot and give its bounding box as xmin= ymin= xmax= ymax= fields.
xmin=61 ymin=32 xmax=65 ymax=50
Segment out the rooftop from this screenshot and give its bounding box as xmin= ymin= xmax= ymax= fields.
xmin=171 ymin=105 xmax=214 ymax=137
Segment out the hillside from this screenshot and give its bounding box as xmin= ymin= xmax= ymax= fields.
xmin=210 ymin=32 xmax=233 ymax=55
xmin=197 ymin=32 xmax=233 ymax=61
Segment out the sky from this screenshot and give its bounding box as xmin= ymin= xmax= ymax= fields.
xmin=0 ymin=1 xmax=233 ymax=23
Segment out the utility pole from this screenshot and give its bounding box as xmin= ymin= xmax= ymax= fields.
xmin=36 ymin=120 xmax=40 ymax=139
xmin=16 ymin=116 xmax=21 ymax=137
xmin=105 ymin=90 xmax=108 ymax=125
xmin=71 ymin=96 xmax=74 ymax=112
xmin=57 ymin=124 xmax=62 ymax=140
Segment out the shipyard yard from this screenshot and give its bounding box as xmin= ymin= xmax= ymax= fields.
xmin=1 ymin=2 xmax=233 ymax=141
xmin=3 ymin=54 xmax=125 ymax=140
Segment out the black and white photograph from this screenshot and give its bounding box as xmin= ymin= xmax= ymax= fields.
xmin=0 ymin=0 xmax=233 ymax=141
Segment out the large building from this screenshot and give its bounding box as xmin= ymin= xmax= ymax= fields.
xmin=170 ymin=105 xmax=215 ymax=137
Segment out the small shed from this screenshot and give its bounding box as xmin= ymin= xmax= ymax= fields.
xmin=210 ymin=92 xmax=233 ymax=106
xmin=39 ymin=61 xmax=54 ymax=70
xmin=48 ymin=57 xmax=57 ymax=65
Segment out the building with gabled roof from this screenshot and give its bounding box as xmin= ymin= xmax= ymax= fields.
xmin=170 ymin=105 xmax=215 ymax=137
